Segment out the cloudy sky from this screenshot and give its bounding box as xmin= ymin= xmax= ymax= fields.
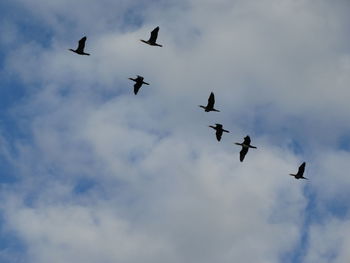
xmin=0 ymin=0 xmax=349 ymax=262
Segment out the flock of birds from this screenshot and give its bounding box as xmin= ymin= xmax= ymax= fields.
xmin=69 ymin=27 xmax=308 ymax=181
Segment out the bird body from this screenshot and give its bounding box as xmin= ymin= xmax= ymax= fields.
xmin=289 ymin=162 xmax=308 ymax=180
xmin=140 ymin=27 xmax=163 ymax=47
xmin=209 ymin=124 xmax=229 ymax=141
xmin=69 ymin=36 xmax=90 ymax=55
xmin=128 ymin=75 xmax=150 ymax=95
xmin=199 ymin=92 xmax=220 ymax=112
xmin=234 ymin=136 xmax=257 ymax=162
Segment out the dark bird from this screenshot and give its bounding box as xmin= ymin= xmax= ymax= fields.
xmin=69 ymin=36 xmax=90 ymax=55
xmin=199 ymin=92 xmax=220 ymax=112
xmin=128 ymin=75 xmax=150 ymax=95
xmin=289 ymin=162 xmax=308 ymax=180
xmin=140 ymin=27 xmax=163 ymax=47
xmin=209 ymin=124 xmax=229 ymax=141
xmin=234 ymin=135 xmax=257 ymax=162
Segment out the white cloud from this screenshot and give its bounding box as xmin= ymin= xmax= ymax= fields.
xmin=304 ymin=218 xmax=350 ymax=263
xmin=0 ymin=0 xmax=349 ymax=262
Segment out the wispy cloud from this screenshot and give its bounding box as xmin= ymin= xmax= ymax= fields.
xmin=0 ymin=0 xmax=349 ymax=262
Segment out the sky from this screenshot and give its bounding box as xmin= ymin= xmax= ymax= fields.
xmin=0 ymin=0 xmax=350 ymax=262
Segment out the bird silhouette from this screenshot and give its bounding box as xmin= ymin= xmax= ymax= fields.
xmin=128 ymin=75 xmax=150 ymax=95
xmin=234 ymin=136 xmax=257 ymax=162
xmin=140 ymin=27 xmax=163 ymax=47
xmin=69 ymin=36 xmax=90 ymax=55
xmin=199 ymin=92 xmax=220 ymax=112
xmin=289 ymin=162 xmax=308 ymax=180
xmin=209 ymin=124 xmax=229 ymax=141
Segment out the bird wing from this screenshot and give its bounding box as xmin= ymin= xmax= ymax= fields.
xmin=207 ymin=92 xmax=215 ymax=108
xmin=136 ymin=76 xmax=143 ymax=82
xmin=216 ymin=129 xmax=222 ymax=141
xmin=240 ymin=147 xmax=248 ymax=162
xmin=134 ymin=82 xmax=142 ymax=95
xmin=149 ymin=27 xmax=159 ymax=43
xmin=77 ymin=36 xmax=87 ymax=52
xmin=243 ymin=136 xmax=251 ymax=145
xmin=297 ymin=162 xmax=306 ymax=176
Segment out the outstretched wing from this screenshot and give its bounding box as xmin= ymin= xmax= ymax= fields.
xmin=148 ymin=27 xmax=159 ymax=43
xmin=136 ymin=75 xmax=144 ymax=82
xmin=216 ymin=129 xmax=222 ymax=141
xmin=134 ymin=82 xmax=142 ymax=95
xmin=297 ymin=162 xmax=306 ymax=176
xmin=207 ymin=92 xmax=215 ymax=108
xmin=243 ymin=136 xmax=251 ymax=145
xmin=240 ymin=147 xmax=248 ymax=162
xmin=77 ymin=36 xmax=87 ymax=53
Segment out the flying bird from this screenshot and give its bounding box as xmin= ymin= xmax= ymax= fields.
xmin=69 ymin=36 xmax=90 ymax=55
xmin=128 ymin=75 xmax=150 ymax=95
xmin=234 ymin=135 xmax=257 ymax=162
xmin=140 ymin=27 xmax=163 ymax=47
xmin=209 ymin=124 xmax=229 ymax=141
xmin=199 ymin=92 xmax=220 ymax=112
xmin=289 ymin=162 xmax=308 ymax=180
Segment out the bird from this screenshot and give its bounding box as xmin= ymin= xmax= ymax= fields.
xmin=289 ymin=162 xmax=308 ymax=180
xmin=209 ymin=124 xmax=229 ymax=141
xmin=140 ymin=27 xmax=163 ymax=47
xmin=128 ymin=75 xmax=150 ymax=95
xmin=69 ymin=36 xmax=90 ymax=55
xmin=199 ymin=92 xmax=220 ymax=112
xmin=234 ymin=135 xmax=257 ymax=162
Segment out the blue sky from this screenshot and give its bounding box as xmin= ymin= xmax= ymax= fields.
xmin=0 ymin=0 xmax=350 ymax=262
